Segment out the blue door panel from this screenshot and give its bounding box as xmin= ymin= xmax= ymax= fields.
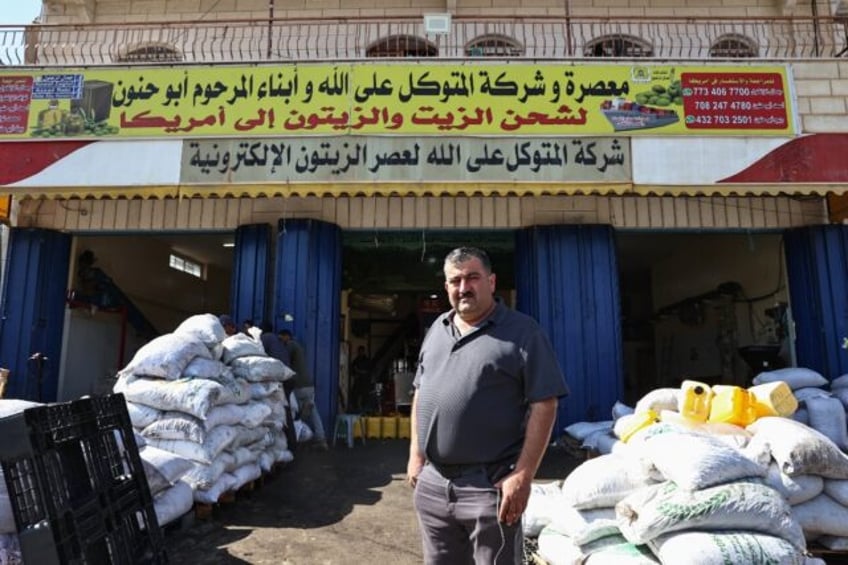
xmin=231 ymin=223 xmax=271 ymax=325
xmin=274 ymin=220 xmax=342 ymax=435
xmin=785 ymin=226 xmax=848 ymax=379
xmin=515 ymin=225 xmax=623 ymax=431
xmin=0 ymin=228 xmax=71 ymax=401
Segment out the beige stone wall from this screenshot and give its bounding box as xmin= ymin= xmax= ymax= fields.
xmin=792 ymin=61 xmax=848 ymax=133
xmin=42 ymin=0 xmax=806 ymax=24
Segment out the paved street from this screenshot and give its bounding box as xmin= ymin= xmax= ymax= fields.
xmin=164 ymin=439 xmax=580 ymax=564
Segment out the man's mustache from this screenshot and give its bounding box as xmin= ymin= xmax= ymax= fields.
xmin=459 ymin=291 xmax=475 ymax=299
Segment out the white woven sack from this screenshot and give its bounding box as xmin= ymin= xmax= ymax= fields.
xmin=210 ymin=373 xmax=251 ymax=406
xmin=582 ymin=539 xmax=659 ymax=564
xmin=114 ymin=376 xmax=223 ymax=420
xmin=564 ymin=421 xmax=614 ymax=442
xmin=806 ymin=395 xmax=848 ymax=450
xmin=616 ymin=480 xmax=805 ymax=550
xmin=0 ymin=533 xmax=21 ymax=564
xmin=753 ymin=367 xmax=828 ymax=390
xmin=230 ymin=355 xmax=294 ymax=382
xmin=0 ymin=399 xmax=41 ymax=418
xmin=221 ymin=334 xmax=266 ymax=364
xmin=746 ymin=417 xmax=848 ymax=478
xmin=792 ymin=407 xmax=810 ymax=425
xmin=204 ymin=404 xmax=248 ymax=430
xmin=226 ymin=446 xmax=259 ymax=472
xmin=763 ymin=463 xmax=824 ymax=505
xmin=634 ymin=388 xmax=679 ymax=415
xmin=611 ymin=401 xmax=634 ymax=421
xmin=147 ymin=425 xmax=237 ymax=464
xmin=523 ymin=481 xmax=565 ymax=537
xmin=182 ymin=357 xmax=227 ymax=381
xmin=120 ymin=333 xmax=211 ymax=380
xmin=535 ymin=523 xmax=591 ymax=565
xmin=126 ymin=402 xmax=161 ymax=429
xmin=138 ymin=445 xmax=194 ymax=495
xmin=792 ymin=493 xmax=848 ymax=538
xmin=231 ymin=463 xmax=262 ymax=490
xmin=639 ymin=432 xmax=767 ymax=491
xmin=181 ymin=458 xmax=227 ymax=491
xmin=824 ymin=478 xmax=848 ymax=506
xmin=232 ymin=425 xmax=272 ymax=449
xmin=553 ymin=506 xmax=619 ymax=546
xmin=173 ymin=314 xmax=227 ymax=348
xmin=832 ymin=374 xmax=848 ymax=390
xmin=582 ymin=430 xmax=619 ymax=454
xmin=562 ymin=453 xmax=659 ymax=510
xmin=793 ymin=387 xmax=831 ymax=403
xmin=832 ymin=387 xmax=848 ymax=411
xmin=248 ymin=381 xmax=283 ymax=400
xmin=275 ymin=448 xmax=294 ymax=464
xmin=648 ymin=530 xmax=808 ymax=565
xmin=142 ymin=412 xmax=206 ymax=444
xmin=258 ymin=451 xmax=275 ymax=473
xmin=194 ymin=473 xmax=237 ymax=505
xmin=153 ymin=480 xmax=194 ymax=527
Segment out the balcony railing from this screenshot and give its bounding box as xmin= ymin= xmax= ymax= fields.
xmin=1 ymin=16 xmax=847 ymax=66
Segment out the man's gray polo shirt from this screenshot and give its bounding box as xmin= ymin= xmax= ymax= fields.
xmin=413 ymin=301 xmax=569 ymax=466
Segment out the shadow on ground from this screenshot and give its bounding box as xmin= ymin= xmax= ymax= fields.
xmin=164 ymin=439 xmax=582 ymax=564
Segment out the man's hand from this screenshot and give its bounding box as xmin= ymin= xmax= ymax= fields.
xmin=407 ymin=452 xmax=424 ymax=488
xmin=495 ymin=469 xmax=530 ymax=526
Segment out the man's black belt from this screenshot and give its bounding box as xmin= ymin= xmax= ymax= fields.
xmin=429 ymin=457 xmax=516 ymax=482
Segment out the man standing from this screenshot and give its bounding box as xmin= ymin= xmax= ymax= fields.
xmin=406 ymin=247 xmax=568 ymax=564
xmin=280 ymin=329 xmax=328 ymax=451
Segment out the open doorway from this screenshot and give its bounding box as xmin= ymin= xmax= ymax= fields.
xmin=340 ymin=230 xmax=515 ymax=415
xmin=616 ymin=231 xmax=789 ymax=406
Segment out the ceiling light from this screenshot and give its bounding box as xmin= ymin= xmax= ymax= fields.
xmin=222 ymin=242 xmax=235 ymax=248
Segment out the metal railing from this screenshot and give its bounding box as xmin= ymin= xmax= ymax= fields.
xmin=1 ymin=16 xmax=847 ymax=66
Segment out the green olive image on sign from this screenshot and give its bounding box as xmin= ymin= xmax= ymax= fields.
xmin=634 ymin=80 xmax=684 ymax=107
xmin=600 ymin=79 xmax=682 ymax=131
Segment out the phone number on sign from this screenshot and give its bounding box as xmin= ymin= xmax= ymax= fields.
xmin=684 ymin=114 xmax=786 ymax=126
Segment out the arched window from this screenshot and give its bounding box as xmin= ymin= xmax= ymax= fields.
xmin=366 ymin=35 xmax=437 ymax=58
xmin=709 ymin=34 xmax=758 ymax=58
xmin=116 ymin=44 xmax=182 ymax=63
xmin=465 ymin=35 xmax=524 ymax=57
xmin=584 ymin=35 xmax=652 ymax=58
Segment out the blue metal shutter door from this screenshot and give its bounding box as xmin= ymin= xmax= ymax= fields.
xmin=231 ymin=223 xmax=272 ymax=326
xmin=515 ymin=225 xmax=623 ymax=429
xmin=784 ymin=225 xmax=848 ymax=379
xmin=0 ymin=228 xmax=71 ymax=401
xmin=273 ymin=219 xmax=342 ymax=437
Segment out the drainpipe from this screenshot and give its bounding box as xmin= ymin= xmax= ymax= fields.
xmin=564 ymin=0 xmax=573 ymax=57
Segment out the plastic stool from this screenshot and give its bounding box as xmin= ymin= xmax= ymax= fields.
xmin=333 ymin=414 xmax=365 ymax=448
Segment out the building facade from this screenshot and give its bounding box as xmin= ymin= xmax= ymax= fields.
xmin=0 ymin=0 xmax=847 ymax=434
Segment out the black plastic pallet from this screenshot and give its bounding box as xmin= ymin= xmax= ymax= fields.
xmin=0 ymin=393 xmax=167 ymax=564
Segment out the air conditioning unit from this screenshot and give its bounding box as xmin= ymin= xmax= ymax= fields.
xmin=424 ymin=13 xmax=452 ymax=35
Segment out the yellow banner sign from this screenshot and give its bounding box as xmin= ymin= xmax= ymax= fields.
xmin=0 ymin=64 xmax=794 ymax=139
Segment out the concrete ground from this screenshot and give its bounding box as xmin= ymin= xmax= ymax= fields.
xmin=163 ymin=439 xmax=582 ymax=564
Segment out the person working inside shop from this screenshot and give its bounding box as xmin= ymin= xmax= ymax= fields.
xmin=350 ymin=345 xmax=374 ymax=413
xmin=280 ymin=329 xmax=328 ymax=451
xmin=406 ymin=246 xmax=569 ymax=564
xmin=259 ymin=321 xmax=297 ymax=453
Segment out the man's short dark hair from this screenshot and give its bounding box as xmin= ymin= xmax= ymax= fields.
xmin=444 ymin=247 xmax=492 ymax=273
xmin=218 ymin=314 xmax=235 ymax=327
xmin=279 ymin=329 xmax=293 ymax=338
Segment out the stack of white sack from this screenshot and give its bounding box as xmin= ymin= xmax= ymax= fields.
xmin=528 ymin=425 xmax=824 ymax=564
xmin=0 ymin=399 xmax=42 ymax=565
xmin=114 ymin=314 xmax=294 ymax=509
